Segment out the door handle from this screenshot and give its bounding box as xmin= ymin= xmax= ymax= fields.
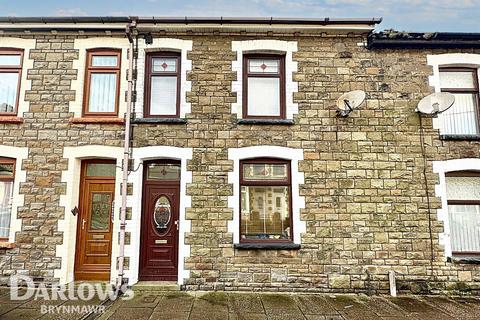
xmin=82 ymin=218 xmax=86 ymax=230
xmin=174 ymin=220 xmax=179 ymax=231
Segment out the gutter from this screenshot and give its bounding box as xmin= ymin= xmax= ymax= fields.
xmin=0 ymin=16 xmax=382 ymax=34
xmin=116 ymin=19 xmax=136 ymax=291
xmin=134 ymin=16 xmax=382 ymax=25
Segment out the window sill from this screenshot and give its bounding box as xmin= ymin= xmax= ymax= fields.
xmin=440 ymin=134 xmax=480 ymax=141
xmin=448 ymin=256 xmax=480 ymax=264
xmin=237 ymin=119 xmax=295 ymax=125
xmin=0 ymin=116 xmax=24 ymax=124
xmin=69 ymin=117 xmax=125 ymax=124
xmin=234 ymin=242 xmax=300 ymax=250
xmin=0 ymin=241 xmax=16 ymax=249
xmin=132 ymin=118 xmax=187 ymax=124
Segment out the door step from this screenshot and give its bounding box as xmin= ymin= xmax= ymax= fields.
xmin=132 ymin=281 xmax=180 ymax=292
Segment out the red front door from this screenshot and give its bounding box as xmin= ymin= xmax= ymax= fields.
xmin=139 ymin=160 xmax=180 ymax=281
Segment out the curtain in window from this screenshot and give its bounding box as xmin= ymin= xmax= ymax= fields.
xmin=0 ymin=181 xmax=13 ymax=238
xmin=150 ymin=76 xmax=177 ymax=115
xmin=449 ymin=204 xmax=480 ymax=253
xmin=247 ymin=78 xmax=280 ymax=116
xmin=240 ymin=186 xmax=290 ymax=240
xmin=0 ymin=73 xmax=19 ymax=113
xmin=88 ymin=73 xmax=117 ymax=113
xmin=440 ymin=93 xmax=479 ymax=135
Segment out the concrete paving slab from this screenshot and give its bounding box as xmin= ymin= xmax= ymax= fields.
xmin=228 ymin=292 xmax=265 ymax=314
xmin=190 ymin=292 xmax=229 ymax=319
xmin=358 ymin=296 xmax=406 ymax=317
xmin=260 ymin=293 xmax=303 ymax=316
xmin=107 ymin=307 xmax=153 ymax=320
xmin=389 ymin=296 xmax=441 ymax=314
xmin=154 ymin=292 xmax=194 ymax=313
xmin=295 ymin=294 xmax=340 ymax=315
xmin=150 ymin=311 xmax=190 ymax=320
xmin=0 ymin=302 xmax=21 ymax=316
xmin=0 ymin=308 xmax=44 ymax=320
xmin=228 ymin=312 xmax=268 ymax=320
xmin=451 ymin=297 xmax=480 ymax=317
xmin=117 ymin=290 xmax=161 ymax=308
xmin=304 ymin=315 xmax=345 ymax=320
xmin=422 ymin=296 xmax=478 ymax=319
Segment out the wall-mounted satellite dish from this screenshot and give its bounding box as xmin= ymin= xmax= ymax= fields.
xmin=416 ymin=92 xmax=455 ymax=115
xmin=336 ymin=90 xmax=366 ymax=117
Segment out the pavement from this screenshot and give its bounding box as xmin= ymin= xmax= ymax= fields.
xmin=1 ymin=286 xmax=480 ymax=320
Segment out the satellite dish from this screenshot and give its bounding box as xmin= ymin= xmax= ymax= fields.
xmin=336 ymin=90 xmax=366 ymax=117
xmin=416 ymin=92 xmax=455 ymax=115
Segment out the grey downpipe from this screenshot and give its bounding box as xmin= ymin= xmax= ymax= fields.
xmin=116 ymin=19 xmax=136 ymax=292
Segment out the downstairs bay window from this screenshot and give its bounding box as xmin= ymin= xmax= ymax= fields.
xmin=0 ymin=157 xmax=15 ymax=240
xmin=446 ymin=171 xmax=480 ymax=257
xmin=240 ymin=158 xmax=292 ymax=242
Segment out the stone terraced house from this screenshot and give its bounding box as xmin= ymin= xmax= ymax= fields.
xmin=0 ymin=16 xmax=479 ymax=294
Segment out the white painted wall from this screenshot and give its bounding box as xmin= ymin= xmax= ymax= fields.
xmin=0 ymin=37 xmax=35 ymax=117
xmin=135 ymin=38 xmax=192 ymax=118
xmin=127 ymin=146 xmax=193 ymax=285
xmin=433 ymin=158 xmax=480 ymax=257
xmin=231 ymin=39 xmax=299 ymax=119
xmin=0 ymin=145 xmax=28 ymax=243
xmin=227 ymin=146 xmax=306 ymax=244
xmin=55 ymin=145 xmax=123 ymax=284
xmin=427 ymin=53 xmax=480 ymax=131
xmin=71 ymin=38 xmax=130 ymax=118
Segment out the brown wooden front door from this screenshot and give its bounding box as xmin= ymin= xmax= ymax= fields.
xmin=74 ymin=160 xmax=116 ymax=281
xmin=139 ymin=160 xmax=180 ymax=281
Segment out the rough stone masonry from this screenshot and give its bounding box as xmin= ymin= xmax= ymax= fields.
xmin=0 ymin=18 xmax=479 ymax=295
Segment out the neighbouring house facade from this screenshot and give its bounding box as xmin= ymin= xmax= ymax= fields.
xmin=0 ymin=17 xmax=479 ymax=294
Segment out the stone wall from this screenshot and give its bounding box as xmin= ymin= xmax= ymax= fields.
xmin=0 ymin=31 xmax=479 ymax=294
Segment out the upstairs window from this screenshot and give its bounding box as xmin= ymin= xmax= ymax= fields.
xmin=144 ymin=52 xmax=181 ymax=118
xmin=243 ymin=54 xmax=285 ymax=119
xmin=240 ymin=158 xmax=292 ymax=242
xmin=0 ymin=157 xmax=15 ymax=240
xmin=0 ymin=49 xmax=23 ymax=115
xmin=446 ymin=171 xmax=480 ymax=257
xmin=439 ymin=68 xmax=480 ymax=136
xmin=83 ymin=49 xmax=121 ymax=117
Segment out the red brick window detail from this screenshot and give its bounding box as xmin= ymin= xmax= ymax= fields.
xmin=445 ymin=171 xmax=480 ymax=256
xmin=144 ymin=52 xmax=181 ymax=118
xmin=83 ymin=49 xmax=121 ymax=117
xmin=243 ymin=54 xmax=286 ymax=119
xmin=0 ymin=157 xmax=15 ymax=240
xmin=439 ymin=67 xmax=480 ymax=135
xmin=239 ymin=158 xmax=292 ymax=243
xmin=0 ymin=49 xmax=24 ymax=116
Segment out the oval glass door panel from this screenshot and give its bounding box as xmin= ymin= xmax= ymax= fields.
xmin=153 ymin=196 xmax=171 ymax=234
